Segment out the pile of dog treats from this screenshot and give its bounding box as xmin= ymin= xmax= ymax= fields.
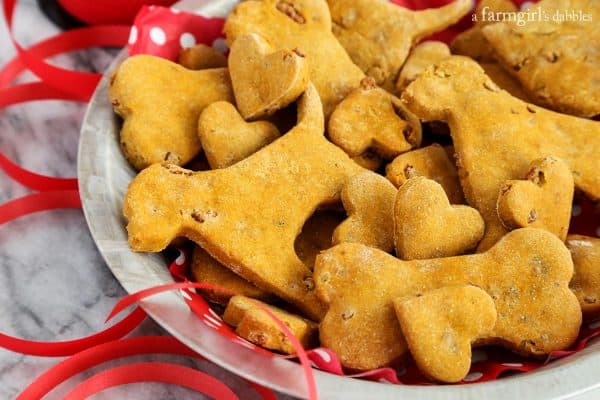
xmin=109 ymin=0 xmax=600 ymax=383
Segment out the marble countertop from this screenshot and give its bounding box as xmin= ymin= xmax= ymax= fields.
xmin=0 ymin=1 xmax=292 ymax=398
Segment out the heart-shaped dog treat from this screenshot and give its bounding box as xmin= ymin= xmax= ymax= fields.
xmin=328 ymin=77 xmax=422 ymax=160
xmin=229 ymin=33 xmax=309 ymax=120
xmin=198 ymin=101 xmax=281 ymax=169
xmin=497 ymin=156 xmax=574 ymax=240
xmin=394 ymin=177 xmax=485 ymax=260
xmin=224 ymin=0 xmax=365 ymax=118
xmin=394 ymin=285 xmax=497 ymax=383
xmin=333 ymin=172 xmax=397 ymax=252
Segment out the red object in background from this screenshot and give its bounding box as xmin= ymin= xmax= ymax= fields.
xmin=58 ymin=0 xmax=176 ymax=25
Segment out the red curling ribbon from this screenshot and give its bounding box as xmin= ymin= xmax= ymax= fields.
xmin=107 ymin=281 xmax=319 ymax=400
xmin=0 ymin=25 xmax=131 ymax=88
xmin=16 ymin=336 xmax=200 ymax=400
xmin=3 ymin=0 xmax=130 ymax=101
xmin=0 ymin=191 xmax=81 ymax=225
xmin=61 ymin=362 xmax=239 ymax=400
xmin=17 ymin=336 xmax=275 ymax=400
xmin=0 ymin=152 xmax=79 ymax=192
xmin=0 ymin=308 xmax=146 ymax=357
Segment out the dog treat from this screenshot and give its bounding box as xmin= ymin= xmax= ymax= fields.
xmin=191 ymin=246 xmax=273 ymax=305
xmin=224 ymin=0 xmax=365 ymax=117
xmin=328 ymin=0 xmax=471 ymax=90
xmin=394 ymin=177 xmax=484 ymax=260
xmin=332 ymin=172 xmax=396 ymax=253
xmin=124 ymin=84 xmax=365 ymax=320
xmin=178 ymin=44 xmax=228 ymax=70
xmin=497 ymin=156 xmax=574 ymax=241
xmin=481 ymin=0 xmax=600 ymax=117
xmin=223 ymin=295 xmax=319 ymax=354
xmin=450 ymin=0 xmax=518 ymax=62
xmin=394 ymin=285 xmax=497 ymax=383
xmin=401 ymin=56 xmax=600 ymax=250
xmin=328 ymin=77 xmax=422 ymax=160
xmin=295 ymin=210 xmax=344 ymax=270
xmin=479 ymin=62 xmax=530 ymax=101
xmin=198 ymin=101 xmax=281 ymax=169
xmin=192 ymin=210 xmax=342 ymax=305
xmin=109 ymin=55 xmax=234 ymax=170
xmin=396 ymin=41 xmax=451 ymax=93
xmin=315 ymin=228 xmax=581 ymax=370
xmin=567 ymin=235 xmax=600 ymax=320
xmin=229 ymin=33 xmax=309 ymax=120
xmin=386 ymin=144 xmax=463 ymax=204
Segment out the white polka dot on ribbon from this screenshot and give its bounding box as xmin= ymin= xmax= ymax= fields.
xmin=150 ymin=26 xmax=167 ymax=46
xmin=128 ymin=26 xmax=138 ymax=45
xmin=179 ymin=32 xmax=196 ymax=49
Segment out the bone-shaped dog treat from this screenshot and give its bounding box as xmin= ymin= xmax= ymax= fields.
xmin=328 ymin=77 xmax=422 ymax=160
xmin=450 ymin=0 xmax=518 ymax=63
xmin=124 ymin=84 xmax=365 ymax=320
xmin=224 ymin=295 xmax=319 ymax=354
xmin=224 ymin=0 xmax=365 ymax=117
xmin=191 ymin=246 xmax=274 ymax=305
xmin=386 ymin=144 xmax=464 ymax=204
xmin=497 ymin=156 xmax=574 ymax=241
xmin=481 ymin=0 xmax=600 ymax=117
xmin=198 ymin=101 xmax=281 ymax=169
xmin=395 ymin=177 xmax=485 ymax=260
xmin=328 ymin=0 xmax=471 ymax=90
xmin=315 ymin=228 xmax=581 ymax=370
xmin=567 ymin=235 xmax=600 ymax=320
xmin=229 ymin=34 xmax=309 ymax=120
xmin=109 ymin=55 xmax=234 ymax=170
xmin=396 ymin=41 xmax=451 ymax=93
xmin=178 ymin=44 xmax=227 ymax=70
xmin=394 ymin=285 xmax=497 ymax=383
xmin=332 ymin=172 xmax=396 ymax=252
xmin=401 ymin=56 xmax=600 ymax=250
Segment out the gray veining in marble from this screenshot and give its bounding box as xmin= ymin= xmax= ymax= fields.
xmin=0 ymin=1 xmax=289 ymax=398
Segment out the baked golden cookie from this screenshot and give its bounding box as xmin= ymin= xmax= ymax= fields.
xmin=394 ymin=177 xmax=485 ymax=260
xmin=333 ymin=172 xmax=397 ymax=253
xmin=328 ymin=77 xmax=421 ymax=160
xmin=401 ymin=56 xmax=600 ymax=250
xmin=315 ymin=229 xmax=581 ymax=370
xmin=482 ymin=0 xmax=600 ymax=117
xmin=109 ymin=55 xmax=234 ymax=170
xmin=178 ymin=44 xmax=227 ymax=70
xmin=386 ymin=144 xmax=464 ymax=204
xmin=224 ymin=0 xmax=365 ymax=117
xmin=124 ymin=84 xmax=365 ymax=320
xmin=394 ymin=285 xmax=497 ymax=383
xmin=228 ymin=33 xmax=309 ymax=120
xmin=224 ymin=295 xmax=319 ymax=354
xmin=567 ymin=235 xmax=600 ymax=320
xmin=329 ymin=0 xmax=471 ymax=90
xmin=497 ymin=156 xmax=574 ymax=240
xmin=198 ymin=101 xmax=281 ymax=169
xmin=396 ymin=41 xmax=451 ymax=93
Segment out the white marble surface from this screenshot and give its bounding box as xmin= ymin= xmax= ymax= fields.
xmin=0 ymin=2 xmax=291 ymax=398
